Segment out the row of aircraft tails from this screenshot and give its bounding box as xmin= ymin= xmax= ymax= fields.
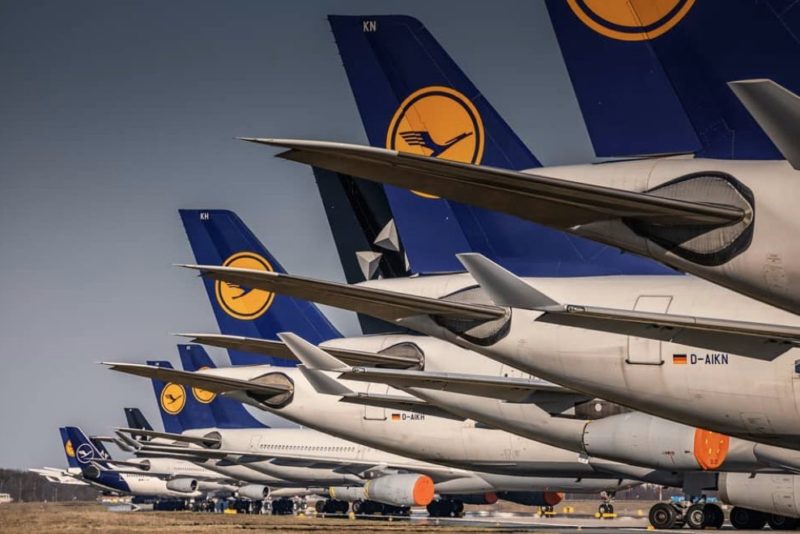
xmin=34 ymin=2 xmax=800 ymax=528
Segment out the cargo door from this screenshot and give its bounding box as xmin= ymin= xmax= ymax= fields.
xmin=363 ymin=383 xmax=388 ymax=420
xmin=626 ymin=296 xmax=672 ymax=365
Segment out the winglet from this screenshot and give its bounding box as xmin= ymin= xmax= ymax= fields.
xmin=457 ymin=253 xmax=561 ymax=310
xmin=729 ymin=79 xmax=800 ymax=170
xmin=277 ymin=332 xmax=350 ymax=372
xmin=299 ymin=367 xmax=355 ymax=397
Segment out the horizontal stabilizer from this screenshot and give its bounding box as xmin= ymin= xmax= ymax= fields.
xmin=241 ymin=138 xmax=745 ymax=228
xmin=179 ymin=264 xmax=505 ymax=322
xmin=729 ymin=80 xmax=800 ymax=170
xmin=103 ymin=362 xmax=290 ymax=397
xmin=177 ymin=333 xmax=420 ymax=369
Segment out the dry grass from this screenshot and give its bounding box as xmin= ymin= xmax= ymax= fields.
xmin=0 ymin=502 xmax=537 ymax=533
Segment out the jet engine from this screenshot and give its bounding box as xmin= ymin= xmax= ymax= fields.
xmin=236 ymin=484 xmax=270 ymax=501
xmin=166 ymin=478 xmax=198 ymax=493
xmin=330 ymin=474 xmax=434 ymax=507
xmin=582 ymin=412 xmax=729 ymax=471
xmin=719 ymin=473 xmax=800 ymax=519
xmin=497 ymin=491 xmax=563 ymax=506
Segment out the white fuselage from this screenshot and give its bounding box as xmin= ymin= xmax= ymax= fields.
xmin=356 ymin=272 xmax=800 ymax=449
xmin=532 ymin=158 xmax=800 ymax=316
xmin=192 ymin=365 xmax=654 ymax=491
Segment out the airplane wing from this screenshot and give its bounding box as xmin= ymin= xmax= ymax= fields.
xmin=114 ymin=428 xmax=221 ymax=448
xmin=459 ymin=253 xmax=800 ymax=361
xmin=130 ymin=442 xmax=468 ymax=483
xmin=103 ymin=363 xmax=291 ymax=400
xmin=340 ymin=367 xmax=587 ymax=404
xmin=177 ymin=333 xmax=421 ymax=369
xmin=338 ymin=390 xmax=466 ymax=421
xmin=240 ymin=138 xmax=745 ymax=228
xmin=179 ymin=265 xmax=506 ymax=322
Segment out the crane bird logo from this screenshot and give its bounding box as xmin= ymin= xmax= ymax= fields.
xmin=75 ymin=443 xmax=96 ymax=465
xmin=192 ymin=367 xmax=217 ymax=404
xmin=566 ymin=0 xmax=694 ymax=41
xmin=214 ymin=252 xmax=275 ymax=320
xmin=387 ymin=86 xmax=485 ymax=199
xmin=160 ymin=383 xmax=187 ymax=415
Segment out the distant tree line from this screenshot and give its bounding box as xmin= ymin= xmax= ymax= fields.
xmin=0 ymin=469 xmax=99 ymax=502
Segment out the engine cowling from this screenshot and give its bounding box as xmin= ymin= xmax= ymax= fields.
xmin=497 ymin=491 xmax=564 ymax=507
xmin=328 ymin=486 xmax=366 ymax=502
xmin=166 ymin=478 xmax=198 ymax=493
xmin=719 ymin=473 xmax=800 ymax=518
xmin=237 ymin=484 xmax=270 ymax=501
xmin=330 ymin=474 xmax=435 ymax=507
xmin=583 ymin=412 xmax=729 ymax=471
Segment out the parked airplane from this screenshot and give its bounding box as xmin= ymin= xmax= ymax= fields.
xmin=184 ymin=12 xmax=800 ymax=453
xmin=242 ymin=11 xmax=800 ymax=320
xmin=62 ymin=426 xmax=216 ymax=498
xmin=127 ymin=344 xmax=586 ymax=516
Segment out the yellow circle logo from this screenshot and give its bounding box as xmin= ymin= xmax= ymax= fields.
xmin=192 ymin=367 xmax=217 ymax=404
xmin=160 ymin=383 xmax=186 ymax=415
xmin=567 ymin=0 xmax=694 ymax=41
xmin=214 ymin=252 xmax=275 ymax=320
xmin=386 ymin=86 xmax=485 ymax=199
xmin=64 ymin=439 xmax=75 ymax=458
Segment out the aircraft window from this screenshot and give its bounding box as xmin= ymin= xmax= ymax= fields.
xmin=795 ymin=360 xmax=800 ymax=374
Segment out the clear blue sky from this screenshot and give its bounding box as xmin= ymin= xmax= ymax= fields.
xmin=0 ymin=0 xmax=595 ymax=468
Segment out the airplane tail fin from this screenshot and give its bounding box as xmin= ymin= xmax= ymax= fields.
xmin=312 ymin=167 xmax=412 ymax=334
xmin=63 ymin=426 xmax=109 ymax=469
xmin=179 ymin=209 xmax=341 ymax=365
xmin=124 ymin=408 xmax=153 ymax=431
xmin=60 ymin=427 xmax=81 ymax=469
xmin=544 ymin=0 xmax=800 ymax=160
xmin=328 ymin=15 xmax=670 ymax=276
xmin=178 ymin=344 xmax=268 ymax=429
xmin=147 ymin=359 xmax=216 ymax=433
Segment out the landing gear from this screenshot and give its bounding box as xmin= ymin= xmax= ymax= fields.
xmin=540 ymin=504 xmax=555 ymax=516
xmin=270 ymin=497 xmax=295 ymax=515
xmin=598 ymin=502 xmax=615 ymax=516
xmin=315 ymin=499 xmax=349 ymax=515
xmin=768 ymin=513 xmax=799 ymax=530
xmin=650 ymin=502 xmax=680 ymax=530
xmin=703 ymin=503 xmax=725 ymax=529
xmin=729 ymin=506 xmax=766 ymax=530
xmin=426 ymin=498 xmax=464 ymax=517
xmin=648 ymin=499 xmax=723 ymax=529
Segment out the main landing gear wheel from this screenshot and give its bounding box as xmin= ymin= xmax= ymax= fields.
xmin=703 ymin=503 xmax=724 ymax=529
xmin=649 ymin=502 xmax=679 ymax=529
xmin=686 ymin=503 xmax=707 ymax=529
xmin=426 ymin=498 xmax=464 ymax=517
xmin=316 ymin=499 xmax=348 ymax=515
xmin=767 ymin=513 xmax=800 ymax=530
xmin=730 ymin=506 xmax=767 ymax=530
